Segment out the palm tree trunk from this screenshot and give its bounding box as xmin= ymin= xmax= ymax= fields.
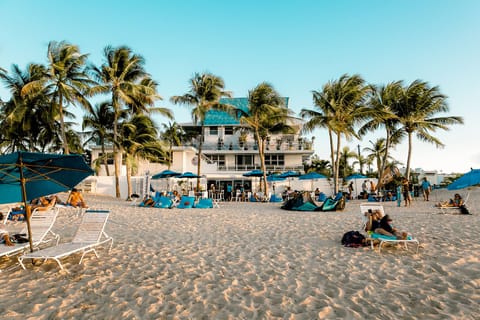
xmin=258 ymin=133 xmax=268 ymax=195
xmin=334 ymin=134 xmax=342 ymax=194
xmin=168 ymin=143 xmax=172 ymax=170
xmin=378 ymin=131 xmax=390 ymax=188
xmin=196 ymin=126 xmax=204 ymax=191
xmin=328 ymin=129 xmax=336 ymax=192
xmin=113 ymin=94 xmax=121 ymax=198
xmin=58 ymin=91 xmax=69 ymax=154
xmin=405 ymin=132 xmax=413 ymax=180
xmin=126 ymin=154 xmax=132 ymax=200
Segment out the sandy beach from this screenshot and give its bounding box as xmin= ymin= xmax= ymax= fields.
xmin=0 ymin=188 xmax=479 ymax=319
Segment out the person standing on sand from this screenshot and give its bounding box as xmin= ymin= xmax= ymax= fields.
xmin=402 ymin=177 xmax=412 ymax=207
xmin=421 ymin=177 xmax=431 ymax=201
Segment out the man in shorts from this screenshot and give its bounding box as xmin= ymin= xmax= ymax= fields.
xmin=421 ymin=177 xmax=432 ymax=201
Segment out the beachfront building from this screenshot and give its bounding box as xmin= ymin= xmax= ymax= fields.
xmin=175 ymin=97 xmax=315 ymax=193
xmin=87 ymin=97 xmax=315 ymax=198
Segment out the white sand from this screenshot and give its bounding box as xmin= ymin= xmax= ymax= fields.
xmin=0 ymin=188 xmax=479 ymax=319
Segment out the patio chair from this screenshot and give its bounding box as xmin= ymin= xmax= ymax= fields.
xmin=359 ymin=203 xmax=419 ymax=253
xmin=18 ymin=210 xmax=113 ymax=271
xmin=0 ymin=208 xmax=60 ymax=266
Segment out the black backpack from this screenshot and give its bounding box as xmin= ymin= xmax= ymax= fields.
xmin=341 ymin=231 xmax=365 ymax=247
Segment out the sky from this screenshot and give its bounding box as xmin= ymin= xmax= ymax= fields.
xmin=1 ymin=0 xmax=479 ymax=174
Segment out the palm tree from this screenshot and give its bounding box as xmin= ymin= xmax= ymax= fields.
xmin=120 ymin=114 xmax=167 ymax=199
xmin=363 ymin=139 xmax=387 ymax=178
xmin=0 ymin=63 xmax=58 ymax=151
xmin=90 ymin=45 xmax=156 ymax=198
xmin=302 ymin=74 xmax=370 ymax=193
xmin=394 ymin=80 xmax=464 ymax=179
xmin=238 ymin=82 xmax=293 ymax=194
xmin=171 ymin=72 xmax=232 ymax=191
xmin=338 ymin=146 xmax=357 ymax=179
xmin=43 ymin=41 xmax=94 ymax=154
xmin=82 ymin=101 xmax=115 ymax=175
xmin=360 ymin=81 xmax=403 ymax=185
xmin=160 ymin=121 xmax=185 ymax=169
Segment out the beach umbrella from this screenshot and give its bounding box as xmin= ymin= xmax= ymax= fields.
xmin=0 ymin=151 xmax=94 ymax=251
xmin=345 ymin=173 xmax=367 ymax=199
xmin=151 ymin=169 xmax=181 ymax=191
xmin=242 ymin=169 xmax=264 ymax=177
xmin=447 ymin=168 xmax=480 ymax=190
xmin=267 ymin=174 xmax=286 ymax=182
xmin=345 ymin=173 xmax=367 ymax=180
xmin=151 ymin=169 xmax=181 ymax=179
xmin=279 ymin=171 xmax=301 ymax=188
xmin=178 ymin=172 xmax=201 ymax=191
xmin=299 ymin=172 xmax=327 ymax=191
xmin=243 ymin=170 xmax=265 ymax=191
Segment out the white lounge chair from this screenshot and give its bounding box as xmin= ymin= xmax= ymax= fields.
xmin=360 ymin=203 xmax=419 ymax=253
xmin=0 ymin=208 xmax=60 ymax=265
xmin=436 ymin=192 xmax=470 ymax=214
xmin=19 ymin=210 xmax=113 ymax=271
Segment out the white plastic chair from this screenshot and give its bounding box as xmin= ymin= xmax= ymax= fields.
xmin=19 ymin=210 xmax=113 ymax=272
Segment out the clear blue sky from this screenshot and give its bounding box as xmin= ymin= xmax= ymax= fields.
xmin=1 ymin=0 xmax=479 ymax=173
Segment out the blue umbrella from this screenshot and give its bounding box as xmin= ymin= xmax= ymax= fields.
xmin=151 ymin=169 xmax=181 ymax=179
xmin=151 ymin=169 xmax=182 ymax=191
xmin=178 ymin=172 xmax=200 ymax=179
xmin=0 ymin=151 xmax=94 ymax=251
xmin=346 ymin=173 xmax=367 ymax=180
xmin=267 ymin=174 xmax=286 ymax=182
xmin=178 ymin=172 xmax=201 ymax=191
xmin=447 ymin=169 xmax=480 ymax=190
xmin=299 ymin=172 xmax=327 ymax=180
xmin=279 ymin=170 xmax=301 ymax=178
xmin=243 ymin=169 xmax=264 ymax=177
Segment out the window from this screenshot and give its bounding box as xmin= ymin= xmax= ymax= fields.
xmin=209 ymin=126 xmax=218 ymax=135
xmin=265 ymin=155 xmax=284 ymax=166
xmin=210 ymin=155 xmax=225 ymax=166
xmin=224 ymin=126 xmax=233 ymax=135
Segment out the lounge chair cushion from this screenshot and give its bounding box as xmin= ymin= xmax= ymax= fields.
xmin=195 ymin=198 xmax=213 ymax=209
xmin=177 ymin=196 xmax=195 ymax=209
xmin=154 ymin=196 xmax=173 ymax=209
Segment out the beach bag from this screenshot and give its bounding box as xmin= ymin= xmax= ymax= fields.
xmin=341 ymin=231 xmax=365 ymax=247
xmin=460 ymin=205 xmax=471 ymax=215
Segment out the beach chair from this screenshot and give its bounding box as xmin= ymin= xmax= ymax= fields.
xmin=436 ymin=192 xmax=470 ymax=214
xmin=0 ymin=208 xmax=60 ymax=267
xmin=359 ymin=203 xmax=419 ymax=253
xmin=18 ymin=210 xmax=113 ymax=272
xmin=153 ymin=196 xmax=174 ymax=209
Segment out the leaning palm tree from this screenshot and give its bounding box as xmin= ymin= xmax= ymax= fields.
xmin=120 ymin=114 xmax=168 ymax=200
xmin=360 ymin=81 xmax=403 ymax=185
xmin=238 ymin=82 xmax=293 ymax=194
xmin=90 ymin=46 xmax=157 ymax=198
xmin=82 ymin=101 xmax=115 ymax=175
xmin=394 ymin=80 xmax=464 ymax=179
xmin=302 ymin=74 xmax=370 ymax=193
xmin=363 ymin=138 xmax=387 ymax=178
xmin=43 ymin=41 xmax=94 ymax=154
xmin=171 ymin=72 xmax=232 ymax=191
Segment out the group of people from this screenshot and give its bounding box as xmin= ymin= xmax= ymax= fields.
xmin=1 ymin=188 xmax=88 ymax=246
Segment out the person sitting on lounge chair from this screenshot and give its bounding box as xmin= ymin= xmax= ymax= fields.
xmin=435 ymin=193 xmax=464 ymax=208
xmin=0 ymin=228 xmax=14 ymax=246
xmin=30 ymin=195 xmax=57 ymax=211
xmin=67 ymin=188 xmax=88 ymax=208
xmin=365 ymin=211 xmax=408 ymax=240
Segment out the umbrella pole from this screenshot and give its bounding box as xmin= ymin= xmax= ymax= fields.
xmin=18 ymin=167 xmax=34 ymax=253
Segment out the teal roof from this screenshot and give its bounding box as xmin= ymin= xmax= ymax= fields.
xmin=203 ymin=97 xmax=290 ymax=126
